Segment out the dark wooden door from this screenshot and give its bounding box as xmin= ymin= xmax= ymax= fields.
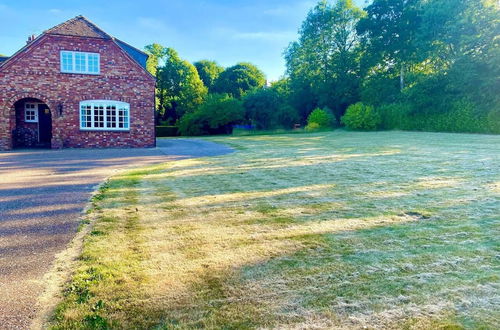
xmin=38 ymin=104 xmax=52 ymax=146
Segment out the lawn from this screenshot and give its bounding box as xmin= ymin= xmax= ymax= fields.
xmin=50 ymin=131 xmax=499 ymax=329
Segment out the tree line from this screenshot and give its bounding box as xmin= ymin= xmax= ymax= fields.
xmin=147 ymin=0 xmax=499 ymax=135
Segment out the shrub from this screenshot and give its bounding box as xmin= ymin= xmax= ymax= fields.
xmin=178 ymin=94 xmax=244 ymax=136
xmin=341 ymin=103 xmax=381 ymax=130
xmin=305 ymin=122 xmax=321 ymax=132
xmin=243 ymin=88 xmax=300 ymax=129
xmin=306 ymin=108 xmax=335 ymax=129
xmin=378 ymin=99 xmax=497 ymax=134
xmin=378 ymin=103 xmax=413 ymax=130
xmin=156 ymin=126 xmax=179 ymax=137
xmin=487 ymin=108 xmax=500 ymax=134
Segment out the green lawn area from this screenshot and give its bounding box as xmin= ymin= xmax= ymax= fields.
xmin=51 ymin=131 xmax=499 ymax=329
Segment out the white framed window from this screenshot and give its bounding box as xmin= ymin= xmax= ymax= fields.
xmin=24 ymin=103 xmax=38 ymax=123
xmin=60 ymin=51 xmax=100 ymax=74
xmin=80 ymin=100 xmax=130 ymax=131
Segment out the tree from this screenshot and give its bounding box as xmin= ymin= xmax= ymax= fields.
xmin=243 ymin=87 xmax=299 ymax=130
xmin=285 ymin=0 xmax=365 ymax=121
xmin=194 ymin=60 xmax=224 ymax=92
xmin=157 ymin=48 xmax=207 ymax=123
xmin=144 ymin=43 xmax=168 ymax=76
xmin=357 ymin=0 xmax=422 ymax=90
xmin=178 ymin=94 xmax=245 ymax=135
xmin=213 ymin=62 xmax=266 ymax=98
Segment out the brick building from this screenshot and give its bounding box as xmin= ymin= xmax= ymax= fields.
xmin=0 ymin=16 xmax=156 ymax=150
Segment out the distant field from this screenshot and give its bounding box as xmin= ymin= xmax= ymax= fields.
xmin=51 ymin=131 xmax=500 ymax=329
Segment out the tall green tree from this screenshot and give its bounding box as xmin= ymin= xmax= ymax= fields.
xmin=157 ymin=48 xmax=207 ymax=123
xmin=357 ymin=0 xmax=422 ymax=90
xmin=144 ymin=43 xmax=168 ymax=76
xmin=213 ymin=62 xmax=266 ymax=98
xmin=419 ymin=0 xmax=500 ymax=109
xmin=285 ymin=0 xmax=365 ymax=121
xmin=194 ymin=60 xmax=224 ymax=92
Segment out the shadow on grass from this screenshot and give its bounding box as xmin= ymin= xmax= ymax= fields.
xmin=157 ymin=216 xmax=498 ymax=329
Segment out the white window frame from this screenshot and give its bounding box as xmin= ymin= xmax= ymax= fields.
xmin=60 ymin=51 xmax=100 ymax=75
xmin=79 ymin=100 xmax=130 ymax=131
xmin=24 ymin=103 xmax=39 ymax=123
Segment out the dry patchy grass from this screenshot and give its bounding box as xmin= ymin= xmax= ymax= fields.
xmin=50 ymin=131 xmax=499 ymax=329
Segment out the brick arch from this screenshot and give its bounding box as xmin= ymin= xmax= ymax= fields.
xmin=3 ymin=92 xmax=56 ymax=150
xmin=5 ymin=91 xmax=53 ymax=110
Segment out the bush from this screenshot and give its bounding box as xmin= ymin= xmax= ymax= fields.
xmin=378 ymin=99 xmax=497 ymax=134
xmin=306 ymin=108 xmax=335 ymax=129
xmin=243 ymin=88 xmax=300 ymax=129
xmin=341 ymin=103 xmax=381 ymax=130
xmin=487 ymin=108 xmax=500 ymax=134
xmin=178 ymin=94 xmax=244 ymax=136
xmin=305 ymin=122 xmax=321 ymax=132
xmin=156 ymin=126 xmax=179 ymax=137
xmin=378 ymin=103 xmax=413 ymax=130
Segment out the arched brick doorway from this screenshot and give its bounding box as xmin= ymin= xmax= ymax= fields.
xmin=12 ymin=98 xmax=52 ymax=148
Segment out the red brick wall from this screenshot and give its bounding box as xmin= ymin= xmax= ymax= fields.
xmin=0 ymin=34 xmax=156 ymax=150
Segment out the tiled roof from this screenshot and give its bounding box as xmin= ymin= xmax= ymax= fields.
xmin=45 ymin=15 xmax=111 ymax=39
xmin=45 ymin=16 xmax=149 ymax=69
xmin=115 ymin=40 xmax=148 ymax=70
xmin=1 ymin=16 xmax=150 ymax=72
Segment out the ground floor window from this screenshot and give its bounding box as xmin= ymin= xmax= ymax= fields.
xmin=25 ymin=103 xmax=39 ymax=123
xmin=79 ymin=100 xmax=130 ymax=131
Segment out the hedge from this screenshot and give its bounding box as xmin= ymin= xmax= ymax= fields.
xmin=156 ymin=126 xmax=179 ymax=137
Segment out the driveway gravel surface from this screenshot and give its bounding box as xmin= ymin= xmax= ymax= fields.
xmin=0 ymin=139 xmax=233 ymax=329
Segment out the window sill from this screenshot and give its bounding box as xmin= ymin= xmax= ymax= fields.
xmin=61 ymin=71 xmax=101 ymax=76
xmin=80 ymin=129 xmax=130 ymax=132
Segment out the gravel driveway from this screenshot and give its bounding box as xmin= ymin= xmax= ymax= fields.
xmin=0 ymin=139 xmax=233 ymax=329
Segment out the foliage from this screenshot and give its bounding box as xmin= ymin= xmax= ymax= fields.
xmin=306 ymin=108 xmax=336 ymax=130
xmin=194 ymin=60 xmax=224 ymax=92
xmin=213 ymin=62 xmax=266 ymax=98
xmin=144 ymin=43 xmax=168 ymax=76
xmin=360 ymin=72 xmax=401 ymax=107
xmin=304 ymin=122 xmax=321 ymax=132
xmin=285 ymin=0 xmax=365 ymax=121
xmin=156 ymin=48 xmax=207 ymax=123
xmin=156 ymin=126 xmax=179 ymax=137
xmin=178 ymin=94 xmax=244 ymax=135
xmin=243 ymin=88 xmax=299 ymax=130
xmin=357 ymin=0 xmax=422 ymax=90
xmin=378 ymin=100 xmax=499 ymax=134
xmin=341 ymin=102 xmax=381 ymax=130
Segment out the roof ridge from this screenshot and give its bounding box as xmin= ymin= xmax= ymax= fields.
xmin=44 ymin=15 xmax=80 ymax=34
xmin=75 ymin=15 xmax=113 ymax=39
xmin=44 ymin=15 xmax=111 ymax=39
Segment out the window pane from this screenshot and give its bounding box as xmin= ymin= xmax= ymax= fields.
xmin=93 ymin=105 xmax=105 ymax=128
xmin=88 ymin=54 xmax=99 ymax=73
xmin=61 ymin=52 xmax=73 ymax=71
xmin=106 ymin=105 xmax=117 ymax=128
xmin=75 ymin=53 xmax=86 ymax=72
xmin=80 ymin=104 xmax=92 ymax=128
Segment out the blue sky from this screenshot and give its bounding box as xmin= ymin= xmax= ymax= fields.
xmin=0 ymin=0 xmax=365 ymax=81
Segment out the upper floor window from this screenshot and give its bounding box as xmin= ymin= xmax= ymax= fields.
xmin=60 ymin=51 xmax=100 ymax=74
xmin=80 ymin=100 xmax=130 ymax=131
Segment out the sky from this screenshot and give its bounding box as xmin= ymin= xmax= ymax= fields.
xmin=0 ymin=0 xmax=365 ymax=81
